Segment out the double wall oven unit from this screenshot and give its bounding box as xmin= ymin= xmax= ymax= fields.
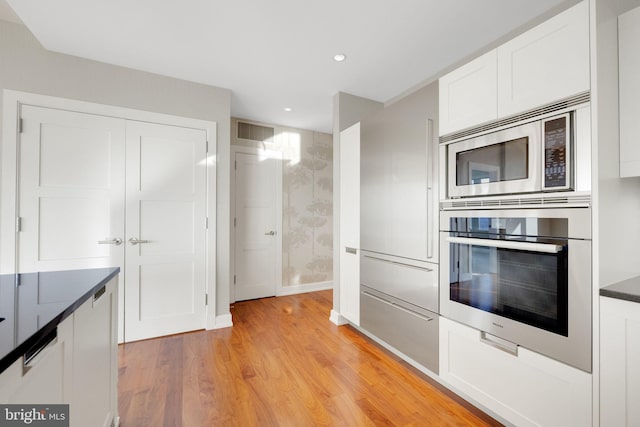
xmin=439 ymin=94 xmax=593 ymax=372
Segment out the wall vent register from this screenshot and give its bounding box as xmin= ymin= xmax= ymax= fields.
xmin=237 ymin=121 xmax=275 ymax=143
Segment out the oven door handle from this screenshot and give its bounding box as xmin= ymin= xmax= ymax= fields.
xmin=446 ymin=236 xmax=564 ymax=254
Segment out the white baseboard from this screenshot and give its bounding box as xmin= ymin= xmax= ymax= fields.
xmin=277 ymin=280 xmax=333 ymax=296
xmin=209 ymin=313 xmax=233 ymax=329
xmin=329 ymin=309 xmax=349 ymax=326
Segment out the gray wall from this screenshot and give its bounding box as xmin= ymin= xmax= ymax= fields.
xmin=0 ymin=20 xmax=233 ymax=318
xmin=331 ymin=92 xmax=383 ymax=318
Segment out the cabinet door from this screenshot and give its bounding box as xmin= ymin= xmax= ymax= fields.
xmin=439 ymin=317 xmax=591 ymax=427
xmin=600 ymin=296 xmax=640 ymax=426
xmin=7 ymin=316 xmax=73 ymax=405
xmin=72 ymin=277 xmax=118 ymax=427
xmin=339 ymin=123 xmax=360 ymax=324
xmin=439 ymin=50 xmax=497 ymax=136
xmin=385 ymin=82 xmax=439 ymax=261
xmin=497 ymin=1 xmax=590 ymax=117
xmin=619 ymin=5 xmax=640 ymax=177
xmin=360 ymin=109 xmax=391 ymax=254
xmin=361 ymin=83 xmax=439 ymax=261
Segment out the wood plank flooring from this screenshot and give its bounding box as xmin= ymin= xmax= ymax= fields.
xmin=118 ymin=290 xmax=501 ymax=426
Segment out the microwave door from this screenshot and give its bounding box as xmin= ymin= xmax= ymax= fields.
xmin=447 ymin=121 xmax=542 ymax=198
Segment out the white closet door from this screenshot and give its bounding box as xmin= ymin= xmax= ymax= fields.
xmin=233 ymin=151 xmax=279 ymax=301
xmin=124 ymin=120 xmax=207 ymax=341
xmin=17 ymin=105 xmax=126 ymax=274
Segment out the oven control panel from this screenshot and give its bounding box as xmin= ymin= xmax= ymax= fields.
xmin=543 ymin=114 xmax=570 ymax=189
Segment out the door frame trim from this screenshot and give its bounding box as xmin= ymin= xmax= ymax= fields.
xmin=230 ymin=145 xmax=283 ymax=302
xmin=1 ymin=89 xmax=219 ymax=330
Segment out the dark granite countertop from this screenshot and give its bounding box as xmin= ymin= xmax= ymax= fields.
xmin=0 ymin=267 xmax=120 ymax=374
xmin=600 ymin=276 xmax=640 ymax=304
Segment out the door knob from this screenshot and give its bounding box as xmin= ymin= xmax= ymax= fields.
xmin=264 ymin=231 xmax=276 ymax=236
xmin=97 ymin=238 xmax=123 ymax=245
xmin=128 ymin=237 xmax=150 ymax=245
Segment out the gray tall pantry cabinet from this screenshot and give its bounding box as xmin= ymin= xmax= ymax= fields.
xmin=359 ymin=81 xmax=440 ymax=373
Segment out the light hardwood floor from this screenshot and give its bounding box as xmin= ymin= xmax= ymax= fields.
xmin=118 ymin=290 xmax=501 ymax=426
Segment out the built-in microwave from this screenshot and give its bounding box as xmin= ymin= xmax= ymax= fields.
xmin=444 ymin=103 xmax=590 ymax=199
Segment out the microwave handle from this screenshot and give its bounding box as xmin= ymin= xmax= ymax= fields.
xmin=426 ymin=118 xmax=434 ymax=259
xmin=446 ymin=236 xmax=564 ymax=254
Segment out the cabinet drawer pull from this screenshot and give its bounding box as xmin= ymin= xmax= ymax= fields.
xmin=23 ymin=330 xmax=58 ymax=375
xmin=480 ymin=331 xmax=518 ymax=356
xmin=363 ymin=255 xmax=433 ymax=272
xmin=362 ymin=291 xmax=433 ymax=322
xmin=391 ymin=302 xmax=433 ymax=322
xmin=94 ymin=285 xmax=106 ymax=301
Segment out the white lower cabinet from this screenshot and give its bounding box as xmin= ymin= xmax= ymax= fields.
xmin=600 ymin=296 xmax=640 ymax=426
xmin=439 ymin=317 xmax=592 ymax=427
xmin=0 ymin=315 xmax=74 ymax=405
xmin=0 ymin=275 xmax=118 ymax=427
xmin=72 ymin=278 xmax=118 ymax=427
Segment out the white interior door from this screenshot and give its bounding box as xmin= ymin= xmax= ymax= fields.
xmin=17 ymin=105 xmax=126 ymax=274
xmin=234 ymin=150 xmax=280 ymax=301
xmin=124 ymin=120 xmax=207 ymax=341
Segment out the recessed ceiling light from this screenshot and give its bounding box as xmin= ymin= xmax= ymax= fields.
xmin=284 ymin=107 xmax=292 ymax=112
xmin=333 ymin=53 xmax=346 ymax=62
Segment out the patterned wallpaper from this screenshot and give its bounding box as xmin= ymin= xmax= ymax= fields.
xmin=231 ymin=118 xmax=333 ymax=287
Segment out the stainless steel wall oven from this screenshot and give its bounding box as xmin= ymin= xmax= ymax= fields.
xmin=440 ymin=208 xmax=591 ymax=372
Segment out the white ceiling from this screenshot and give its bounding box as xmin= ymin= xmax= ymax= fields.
xmin=4 ymin=0 xmax=571 ymax=133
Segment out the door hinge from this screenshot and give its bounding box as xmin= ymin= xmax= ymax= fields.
xmin=205 ymin=293 xmax=208 ymax=305
xmin=234 ymin=217 xmax=236 ymax=227
xmin=18 ymin=118 xmax=23 ymax=133
xmin=15 ymin=217 xmax=22 ymax=232
xmin=234 ymin=275 xmax=236 ymax=285
xmin=205 ymin=217 xmax=209 ymax=229
xmin=206 ymin=140 xmax=209 ymax=153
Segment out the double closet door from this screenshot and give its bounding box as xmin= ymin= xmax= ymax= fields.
xmin=17 ymin=105 xmax=207 ymax=342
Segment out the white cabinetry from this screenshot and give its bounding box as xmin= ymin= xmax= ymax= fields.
xmin=439 ymin=317 xmax=592 ymax=427
xmin=618 ymin=5 xmax=640 ymax=177
xmin=0 ymin=316 xmax=73 ymax=405
xmin=339 ymin=123 xmax=361 ymax=325
xmin=600 ymin=296 xmax=640 ymax=426
xmin=72 ymin=278 xmax=118 ymax=427
xmin=438 ymin=50 xmax=497 ymax=136
xmin=439 ymin=1 xmax=590 ymax=136
xmin=497 ymin=1 xmax=590 ymax=117
xmin=0 ymin=275 xmax=119 ymax=427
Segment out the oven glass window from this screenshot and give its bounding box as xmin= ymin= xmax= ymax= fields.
xmin=456 ymin=137 xmax=529 ymax=186
xmin=449 ymin=240 xmax=568 ymax=336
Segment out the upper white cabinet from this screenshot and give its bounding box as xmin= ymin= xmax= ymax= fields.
xmin=439 ymin=1 xmax=590 ymax=136
xmin=339 ymin=123 xmax=361 ymax=325
xmin=619 ymin=5 xmax=640 ymax=177
xmin=439 ymin=50 xmax=497 ymax=136
xmin=497 ymin=1 xmax=590 ymax=118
